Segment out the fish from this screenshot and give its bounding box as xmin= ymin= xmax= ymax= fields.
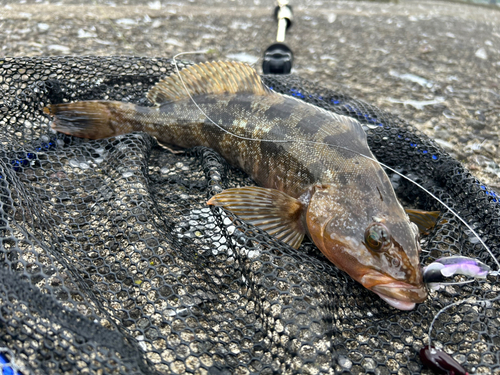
xmin=44 ymin=60 xmax=432 ymax=310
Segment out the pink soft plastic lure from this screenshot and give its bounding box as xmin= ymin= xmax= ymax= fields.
xmin=423 ymin=255 xmax=498 ymax=291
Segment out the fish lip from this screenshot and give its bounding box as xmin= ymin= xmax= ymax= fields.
xmin=371 ymin=281 xmax=428 ymax=310
xmin=373 ymin=292 xmax=416 ymax=311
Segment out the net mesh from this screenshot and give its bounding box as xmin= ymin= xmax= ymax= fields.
xmin=0 ymin=56 xmax=498 ymax=375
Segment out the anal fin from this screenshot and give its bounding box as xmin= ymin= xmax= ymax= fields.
xmin=207 ymin=186 xmax=306 ymax=249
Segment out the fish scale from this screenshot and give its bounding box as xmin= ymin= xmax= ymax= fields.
xmin=44 ymin=60 xmax=433 ymax=310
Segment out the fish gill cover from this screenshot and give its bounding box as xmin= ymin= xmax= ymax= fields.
xmin=0 ymin=56 xmax=498 ymax=374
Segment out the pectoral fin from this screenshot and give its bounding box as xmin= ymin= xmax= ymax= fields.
xmin=405 ymin=209 xmax=441 ymax=234
xmin=207 ymin=186 xmax=306 ymax=249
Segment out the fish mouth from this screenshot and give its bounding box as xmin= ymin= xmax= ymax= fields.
xmin=361 ymin=273 xmax=427 ymax=310
xmin=371 ymin=282 xmax=427 ymax=310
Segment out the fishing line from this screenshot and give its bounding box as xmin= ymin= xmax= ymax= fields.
xmin=172 ymin=39 xmax=498 ymax=375
xmin=172 ymin=55 xmax=500 ymax=357
xmin=429 ymin=279 xmax=475 ymax=289
xmin=427 ymin=292 xmax=500 ymax=348
xmin=171 ymin=51 xmax=500 ymax=272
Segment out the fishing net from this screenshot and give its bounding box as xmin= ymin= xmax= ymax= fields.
xmin=0 ymin=56 xmax=498 ymax=375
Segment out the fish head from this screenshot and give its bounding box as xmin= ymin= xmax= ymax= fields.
xmin=305 ymin=183 xmax=427 ymax=310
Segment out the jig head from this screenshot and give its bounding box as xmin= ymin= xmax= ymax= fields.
xmin=419 ymin=345 xmax=468 ymax=375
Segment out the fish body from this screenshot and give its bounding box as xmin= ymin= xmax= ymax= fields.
xmin=45 ymin=61 xmax=427 ymax=310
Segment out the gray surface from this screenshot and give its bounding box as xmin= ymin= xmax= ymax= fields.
xmin=2 ymin=0 xmax=500 ymax=188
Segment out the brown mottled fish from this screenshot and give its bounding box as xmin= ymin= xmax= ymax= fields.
xmin=44 ymin=61 xmax=435 ymax=310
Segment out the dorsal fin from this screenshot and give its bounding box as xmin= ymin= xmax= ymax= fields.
xmin=147 ymin=61 xmax=272 ymax=105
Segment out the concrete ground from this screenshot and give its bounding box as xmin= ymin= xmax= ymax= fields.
xmin=2 ymin=0 xmax=500 ymax=188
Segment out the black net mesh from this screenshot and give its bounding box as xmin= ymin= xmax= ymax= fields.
xmin=0 ymin=56 xmax=498 ymax=375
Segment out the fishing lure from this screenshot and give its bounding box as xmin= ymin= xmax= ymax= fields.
xmin=423 ymin=255 xmax=499 ymax=291
xmin=421 ymin=255 xmax=499 ymax=374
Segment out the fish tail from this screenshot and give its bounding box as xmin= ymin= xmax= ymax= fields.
xmin=44 ymin=101 xmax=140 ymax=140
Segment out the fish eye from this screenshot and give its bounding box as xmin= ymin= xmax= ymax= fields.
xmin=364 ymin=223 xmax=391 ymax=252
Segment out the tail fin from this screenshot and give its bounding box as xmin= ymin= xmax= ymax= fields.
xmin=44 ymin=101 xmax=136 ymax=140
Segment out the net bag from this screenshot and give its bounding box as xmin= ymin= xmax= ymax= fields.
xmin=0 ymin=56 xmax=498 ymax=374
